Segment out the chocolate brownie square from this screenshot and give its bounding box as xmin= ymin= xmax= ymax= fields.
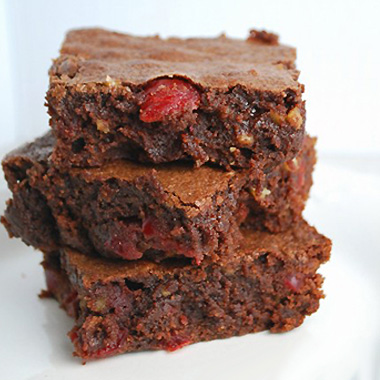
xmin=47 ymin=28 xmax=305 ymax=169
xmin=2 ymin=133 xmax=315 ymax=263
xmin=41 ymin=220 xmax=331 ymax=360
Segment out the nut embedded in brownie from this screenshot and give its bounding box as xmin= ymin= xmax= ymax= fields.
xmin=47 ymin=28 xmax=305 ymax=169
xmin=2 ymin=133 xmax=315 ymax=264
xmin=42 ymin=219 xmax=331 ymax=360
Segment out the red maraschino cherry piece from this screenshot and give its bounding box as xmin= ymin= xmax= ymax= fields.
xmin=140 ymin=78 xmax=200 ymax=123
xmin=164 ymin=335 xmax=191 ymax=352
xmin=284 ymin=275 xmax=303 ymax=292
xmin=104 ymin=223 xmax=143 ymax=260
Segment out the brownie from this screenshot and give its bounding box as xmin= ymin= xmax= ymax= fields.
xmin=41 ymin=220 xmax=331 ymax=360
xmin=47 ymin=28 xmax=305 ymax=170
xmin=2 ymin=133 xmax=315 ymax=263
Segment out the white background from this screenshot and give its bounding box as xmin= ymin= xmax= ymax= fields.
xmin=0 ymin=1 xmax=380 ymax=379
xmin=0 ymin=0 xmax=380 ymax=157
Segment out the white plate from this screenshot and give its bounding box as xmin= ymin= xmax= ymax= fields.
xmin=1 ymin=157 xmax=379 ymax=380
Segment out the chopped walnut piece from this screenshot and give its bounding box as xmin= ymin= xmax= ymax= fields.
xmin=269 ymin=110 xmax=285 ymax=125
xmin=161 ymin=290 xmax=171 ymax=297
xmin=237 ymin=134 xmax=254 ymax=146
xmin=92 ymin=297 xmax=107 ymax=312
xmin=229 ymin=147 xmax=237 ymax=152
xmin=260 ymin=188 xmax=271 ymax=199
xmin=248 ymin=186 xmax=271 ymax=200
xmin=96 ymin=119 xmax=110 ymax=133
xmin=274 ymin=63 xmax=285 ymax=70
xmin=286 ymin=107 xmax=303 ymax=129
xmin=284 ymin=157 xmax=299 ymax=172
xmin=248 ymin=187 xmax=257 ymax=198
xmin=105 ymin=75 xmax=119 ymax=87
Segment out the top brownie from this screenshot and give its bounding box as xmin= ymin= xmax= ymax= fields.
xmin=47 ymin=28 xmax=305 ymax=169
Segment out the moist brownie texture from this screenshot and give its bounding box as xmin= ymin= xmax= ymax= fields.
xmin=42 ymin=220 xmax=331 ymax=360
xmin=2 ymin=133 xmax=315 ymax=263
xmin=47 ymin=28 xmax=305 ymax=169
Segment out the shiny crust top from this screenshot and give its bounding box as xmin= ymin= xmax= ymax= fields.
xmin=49 ymin=28 xmax=301 ymax=92
xmin=2 ymin=132 xmax=245 ymax=213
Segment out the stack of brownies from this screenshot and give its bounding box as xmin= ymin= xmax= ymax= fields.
xmin=1 ymin=28 xmax=331 ymax=360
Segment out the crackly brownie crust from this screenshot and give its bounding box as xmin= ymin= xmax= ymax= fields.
xmin=42 ymin=220 xmax=331 ymax=360
xmin=2 ymin=133 xmax=315 ymax=263
xmin=47 ymin=28 xmax=305 ymax=169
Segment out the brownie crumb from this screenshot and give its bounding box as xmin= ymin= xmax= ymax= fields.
xmin=248 ymin=29 xmax=279 ymax=45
